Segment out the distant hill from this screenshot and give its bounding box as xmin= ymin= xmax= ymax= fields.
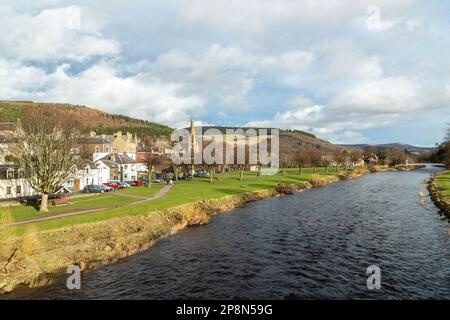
xmin=0 ymin=101 xmax=338 ymax=158
xmin=337 ymin=143 xmax=433 ymax=155
xmin=0 ymin=101 xmax=173 ymax=139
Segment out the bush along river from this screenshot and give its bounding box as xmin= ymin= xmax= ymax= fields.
xmin=9 ymin=167 xmax=450 ymax=299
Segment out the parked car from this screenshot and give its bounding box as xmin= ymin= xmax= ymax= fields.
xmin=116 ymin=181 xmax=131 ymax=188
xmin=101 ymin=184 xmax=114 ymax=192
xmin=84 ymin=185 xmax=106 ymax=194
xmin=152 ymin=179 xmax=161 ymax=184
xmin=103 ymin=182 xmax=120 ymax=190
xmin=194 ymin=171 xmax=210 ymax=178
xmin=131 ymin=180 xmax=144 ymax=187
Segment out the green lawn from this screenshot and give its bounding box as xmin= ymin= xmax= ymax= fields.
xmin=116 ymin=185 xmax=164 ymax=197
xmin=11 ymin=168 xmax=341 ymax=233
xmin=9 ymin=193 xmax=137 ymax=222
xmin=437 ymin=171 xmax=450 ymax=197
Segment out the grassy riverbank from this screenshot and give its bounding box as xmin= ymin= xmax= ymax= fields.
xmin=0 ymin=166 xmax=388 ymax=294
xmin=428 ymin=170 xmax=450 ymax=216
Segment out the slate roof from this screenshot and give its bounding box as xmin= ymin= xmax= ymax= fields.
xmin=98 ymin=153 xmax=136 ymax=164
xmin=76 ymin=159 xmax=97 ymax=170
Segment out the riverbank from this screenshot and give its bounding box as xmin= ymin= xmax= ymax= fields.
xmin=428 ymin=170 xmax=450 ymax=217
xmin=0 ymin=166 xmax=416 ymax=295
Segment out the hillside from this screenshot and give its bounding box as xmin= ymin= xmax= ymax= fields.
xmin=0 ymin=101 xmax=338 ymax=161
xmin=279 ymin=130 xmax=335 ymax=162
xmin=338 ymin=143 xmax=432 ymax=155
xmin=0 ymin=101 xmax=173 ymax=139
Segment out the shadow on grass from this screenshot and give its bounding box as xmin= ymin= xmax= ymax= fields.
xmin=18 ymin=198 xmax=40 ymax=211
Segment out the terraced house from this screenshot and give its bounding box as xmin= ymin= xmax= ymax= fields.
xmin=0 ymin=164 xmax=38 ymax=199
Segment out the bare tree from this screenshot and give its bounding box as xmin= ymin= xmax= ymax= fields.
xmin=445 ymin=125 xmax=450 ymax=168
xmin=309 ymin=149 xmax=322 ymax=173
xmin=144 ymin=154 xmax=165 ymax=188
xmin=322 ymin=155 xmax=335 ymax=173
xmin=203 ymin=164 xmax=217 ymax=183
xmin=10 ymin=108 xmax=78 ymax=212
xmin=350 ymin=149 xmax=363 ymax=165
xmin=446 ymin=124 xmax=450 ymax=142
xmin=172 ymin=163 xmax=182 ymax=181
xmin=294 ymin=148 xmax=310 ymax=175
xmin=385 ymin=148 xmax=406 ymax=166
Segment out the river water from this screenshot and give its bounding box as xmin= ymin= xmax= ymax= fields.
xmin=9 ymin=167 xmax=450 ymax=299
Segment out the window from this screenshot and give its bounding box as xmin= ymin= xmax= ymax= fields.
xmin=105 ymin=147 xmax=110 ymax=153
xmin=131 ymin=165 xmax=136 ymax=171
xmin=6 ymin=186 xmax=11 ymax=195
xmin=124 ymin=165 xmax=128 ymax=170
xmin=6 ymin=170 xmax=14 ymax=179
xmin=16 ymin=186 xmax=21 ymax=194
xmin=95 ymin=146 xmax=100 ymax=153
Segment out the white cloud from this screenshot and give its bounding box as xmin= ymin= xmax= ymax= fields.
xmin=0 ymin=58 xmax=204 ymax=128
xmin=0 ymin=5 xmax=120 ymax=61
xmin=1 ymin=0 xmax=449 ymax=145
xmin=151 ymin=44 xmax=315 ymax=110
xmin=330 ymin=77 xmax=422 ymax=113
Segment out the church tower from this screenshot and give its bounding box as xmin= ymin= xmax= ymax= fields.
xmin=189 ymin=117 xmax=196 ymax=176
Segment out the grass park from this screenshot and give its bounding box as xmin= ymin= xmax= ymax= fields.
xmin=436 ymin=170 xmax=450 ymax=197
xmin=4 ymin=168 xmax=343 ymax=234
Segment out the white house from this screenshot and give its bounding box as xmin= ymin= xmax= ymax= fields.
xmin=96 ymin=153 xmax=137 ymax=182
xmin=0 ymin=165 xmax=38 ymax=199
xmin=65 ymin=159 xmax=101 ymax=191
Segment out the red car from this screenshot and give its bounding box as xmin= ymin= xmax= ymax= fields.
xmin=131 ymin=180 xmax=144 ymax=186
xmin=103 ymin=182 xmax=120 ymax=190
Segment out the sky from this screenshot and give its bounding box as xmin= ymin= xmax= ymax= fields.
xmin=0 ymin=0 xmax=449 ymax=146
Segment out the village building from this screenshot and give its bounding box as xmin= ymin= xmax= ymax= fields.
xmin=96 ymin=160 xmax=120 ymax=183
xmin=0 ymin=164 xmax=38 ymax=199
xmin=91 ymin=131 xmax=138 ymax=162
xmin=77 ymin=132 xmax=113 ymax=159
xmin=111 ymin=131 xmax=138 ymax=157
xmin=364 ymin=154 xmax=379 ymax=166
xmin=65 ymin=159 xmax=101 ymax=191
xmin=96 ymin=153 xmax=137 ymax=182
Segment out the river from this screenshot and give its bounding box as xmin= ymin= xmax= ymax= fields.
xmin=9 ymin=167 xmax=450 ymax=299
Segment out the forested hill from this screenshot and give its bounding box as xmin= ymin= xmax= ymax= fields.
xmin=0 ymin=101 xmax=336 ymax=155
xmin=0 ymin=101 xmax=173 ymax=138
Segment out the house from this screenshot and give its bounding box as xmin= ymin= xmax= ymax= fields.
xmin=96 ymin=153 xmax=137 ymax=182
xmin=364 ymin=155 xmax=379 ymax=166
xmin=0 ymin=164 xmax=38 ymax=199
xmin=0 ymin=136 xmax=15 ymax=163
xmin=111 ymin=131 xmax=138 ymax=158
xmin=79 ymin=130 xmax=138 ymax=161
xmin=65 ymin=159 xmax=101 ymax=191
xmin=96 ymin=160 xmax=120 ymax=182
xmin=77 ymin=131 xmax=113 ymax=159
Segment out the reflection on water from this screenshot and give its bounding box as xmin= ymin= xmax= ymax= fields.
xmin=9 ymin=167 xmax=450 ymax=299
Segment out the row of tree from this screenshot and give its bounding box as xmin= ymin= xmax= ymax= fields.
xmin=417 ymin=125 xmax=450 ymax=168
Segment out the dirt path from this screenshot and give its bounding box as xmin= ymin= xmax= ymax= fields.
xmin=7 ymin=184 xmax=174 ymax=227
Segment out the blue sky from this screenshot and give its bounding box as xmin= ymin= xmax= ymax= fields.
xmin=1 ymin=0 xmax=449 ymax=146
